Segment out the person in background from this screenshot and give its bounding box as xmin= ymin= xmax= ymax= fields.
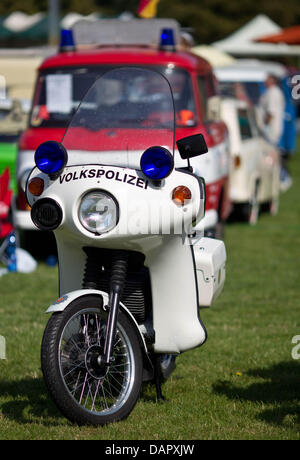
xmin=259 ymin=74 xmax=291 ymax=191
xmin=278 ymin=75 xmax=297 ymax=190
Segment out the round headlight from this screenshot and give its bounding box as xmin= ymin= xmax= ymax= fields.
xmin=78 ymin=191 xmax=118 ymax=235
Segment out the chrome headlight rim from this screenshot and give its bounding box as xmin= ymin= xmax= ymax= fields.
xmin=78 ymin=189 xmax=119 ymax=235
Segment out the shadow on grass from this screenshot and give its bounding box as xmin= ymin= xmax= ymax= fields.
xmin=0 ymin=377 xmax=170 ymax=426
xmin=212 ymin=360 xmax=300 ymax=427
xmin=0 ymin=378 xmax=65 ymax=426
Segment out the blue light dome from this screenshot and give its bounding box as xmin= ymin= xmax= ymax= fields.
xmin=140 ymin=146 xmax=174 ymax=181
xmin=35 ymin=141 xmax=68 ymax=175
xmin=59 ymin=29 xmax=75 ymax=52
xmin=159 ymin=28 xmax=176 ymax=51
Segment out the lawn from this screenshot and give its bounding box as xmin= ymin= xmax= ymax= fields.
xmin=0 ymin=145 xmax=299 ymax=440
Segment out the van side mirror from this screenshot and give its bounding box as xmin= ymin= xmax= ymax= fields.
xmin=176 ymin=133 xmax=208 ymax=160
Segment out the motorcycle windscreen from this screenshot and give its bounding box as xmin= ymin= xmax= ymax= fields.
xmin=61 ymin=67 xmax=175 ymax=169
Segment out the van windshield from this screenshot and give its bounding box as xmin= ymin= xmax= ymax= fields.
xmin=30 ymin=65 xmax=196 ymax=129
xmin=61 ymin=67 xmax=175 ymax=157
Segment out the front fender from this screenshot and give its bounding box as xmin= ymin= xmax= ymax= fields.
xmin=46 ymin=289 xmax=107 ymax=313
xmin=46 ymin=289 xmax=150 ymax=359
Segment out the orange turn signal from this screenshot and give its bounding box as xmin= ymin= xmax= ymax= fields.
xmin=28 ymin=177 xmax=44 ymax=196
xmin=172 ymin=186 xmax=192 ymax=206
xmin=234 ymin=155 xmax=241 ymax=168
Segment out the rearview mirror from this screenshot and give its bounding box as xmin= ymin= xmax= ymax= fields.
xmin=176 ymin=133 xmax=208 ymax=160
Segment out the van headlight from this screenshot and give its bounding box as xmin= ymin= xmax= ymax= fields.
xmin=78 ymin=191 xmax=118 ymax=235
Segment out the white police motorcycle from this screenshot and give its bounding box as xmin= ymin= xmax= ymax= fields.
xmin=26 ymin=67 xmax=226 ymax=426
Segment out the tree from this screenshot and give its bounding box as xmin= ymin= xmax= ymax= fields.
xmin=1 ymin=0 xmax=300 ymax=44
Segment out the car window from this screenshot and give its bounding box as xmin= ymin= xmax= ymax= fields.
xmin=219 ymin=81 xmax=262 ymax=106
xmin=197 ymin=76 xmax=208 ymax=122
xmin=248 ymin=107 xmax=259 ymax=136
xmin=163 ymin=67 xmax=196 ymax=127
xmin=197 ymin=73 xmax=218 ymax=122
xmin=238 ymin=108 xmax=253 ymax=140
xmin=243 ymin=82 xmax=263 ymax=105
xmin=30 ymin=67 xmax=106 ymax=128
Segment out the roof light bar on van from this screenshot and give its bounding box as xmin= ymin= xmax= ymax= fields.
xmin=59 ymin=29 xmax=76 ymax=52
xmin=71 ymin=19 xmax=180 ymax=49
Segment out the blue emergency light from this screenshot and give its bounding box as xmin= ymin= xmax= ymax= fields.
xmin=59 ymin=29 xmax=75 ymax=52
xmin=35 ymin=141 xmax=68 ymax=176
xmin=159 ymin=28 xmax=176 ymax=51
xmin=140 ymin=146 xmax=174 ymax=181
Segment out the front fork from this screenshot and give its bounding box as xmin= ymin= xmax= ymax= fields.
xmin=103 ymin=251 xmax=128 ymax=366
xmin=82 ymin=248 xmax=129 ymax=369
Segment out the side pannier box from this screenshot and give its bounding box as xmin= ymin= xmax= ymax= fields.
xmin=193 ymin=237 xmax=226 ymax=307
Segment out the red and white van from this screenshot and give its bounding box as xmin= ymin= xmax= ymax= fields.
xmin=14 ymin=19 xmax=231 ymax=253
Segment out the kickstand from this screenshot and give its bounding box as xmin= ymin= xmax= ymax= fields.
xmin=154 ymin=355 xmax=166 ymax=402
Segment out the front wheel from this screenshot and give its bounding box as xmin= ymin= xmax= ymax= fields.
xmin=41 ymin=295 xmax=143 ymax=426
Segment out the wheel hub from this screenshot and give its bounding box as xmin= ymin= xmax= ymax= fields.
xmin=85 ymin=345 xmax=107 ymax=379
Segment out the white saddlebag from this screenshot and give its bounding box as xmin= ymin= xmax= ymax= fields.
xmin=193 ymin=237 xmax=226 ymax=307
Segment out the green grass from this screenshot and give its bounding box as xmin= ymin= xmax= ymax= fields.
xmin=0 ymin=145 xmax=299 ymax=440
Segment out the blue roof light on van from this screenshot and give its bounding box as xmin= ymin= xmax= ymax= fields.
xmin=59 ymin=29 xmax=76 ymax=52
xmin=159 ymin=28 xmax=176 ymax=51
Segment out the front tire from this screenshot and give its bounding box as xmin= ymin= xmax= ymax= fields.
xmin=41 ymin=295 xmax=143 ymax=426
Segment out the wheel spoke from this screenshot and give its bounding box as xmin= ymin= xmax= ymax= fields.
xmin=82 ymin=314 xmax=90 ymax=346
xmin=79 ymin=372 xmax=89 ymax=405
xmin=58 ymin=307 xmax=133 ymax=415
xmin=89 ymin=380 xmax=101 ymax=412
xmin=62 ymin=360 xmax=86 ymax=379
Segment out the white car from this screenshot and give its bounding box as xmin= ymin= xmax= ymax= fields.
xmin=220 ymin=98 xmax=280 ymax=224
xmin=214 ymin=59 xmax=287 ymax=107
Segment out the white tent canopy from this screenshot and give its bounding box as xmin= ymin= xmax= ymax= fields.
xmin=3 ymin=11 xmax=45 ymax=32
xmin=235 ymin=59 xmax=287 ymax=78
xmin=213 ymin=14 xmax=300 ymax=56
xmin=192 ymin=45 xmax=236 ymax=67
xmin=1 ymin=11 xmax=101 ymax=33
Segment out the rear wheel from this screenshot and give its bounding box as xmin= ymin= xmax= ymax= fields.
xmin=41 ymin=295 xmax=143 ymax=425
